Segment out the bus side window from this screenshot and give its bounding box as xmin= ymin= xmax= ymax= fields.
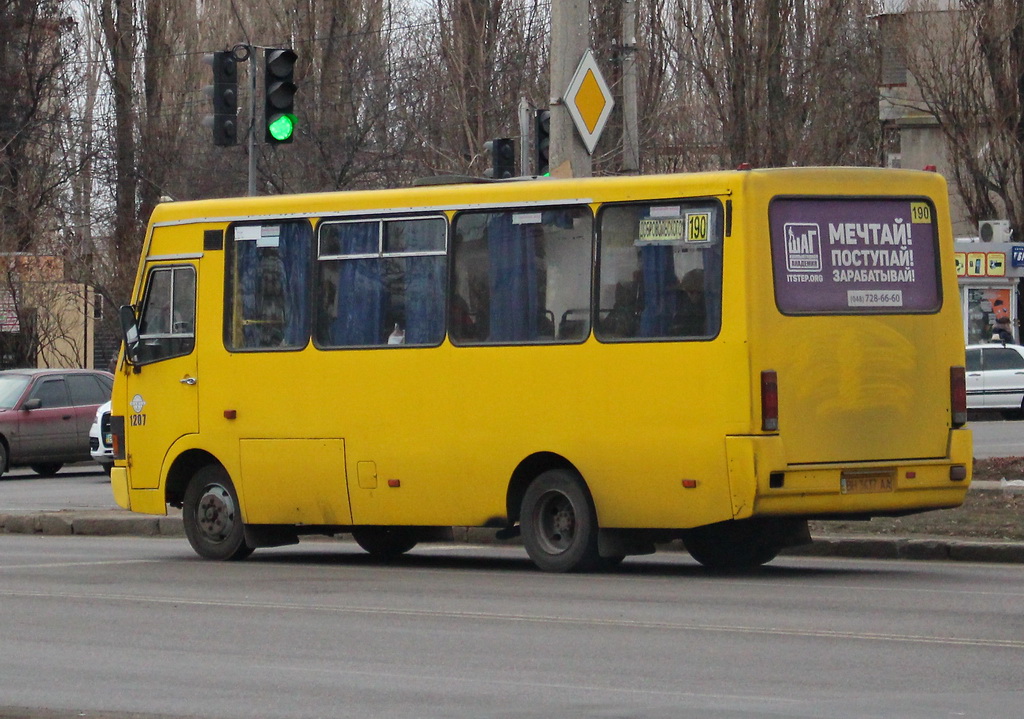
xmin=136 ymin=266 xmax=196 ymax=364
xmin=314 ymin=216 xmax=446 ymax=348
xmin=225 ymin=221 xmax=312 ymax=351
xmin=596 ymin=201 xmax=723 ymax=342
xmin=450 ymin=206 xmax=592 ymax=345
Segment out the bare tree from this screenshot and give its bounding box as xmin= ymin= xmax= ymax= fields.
xmin=667 ymin=0 xmax=880 ymax=169
xmin=904 ymin=0 xmax=1024 ymax=233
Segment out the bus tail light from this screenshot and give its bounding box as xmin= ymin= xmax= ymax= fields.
xmin=110 ymin=415 xmax=126 ymax=460
xmin=950 ymin=366 xmax=967 ymax=428
xmin=761 ymin=370 xmax=779 ymax=432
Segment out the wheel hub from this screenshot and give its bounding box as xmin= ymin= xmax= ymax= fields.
xmin=538 ymin=492 xmax=575 ymax=553
xmin=196 ymin=484 xmax=235 ymax=542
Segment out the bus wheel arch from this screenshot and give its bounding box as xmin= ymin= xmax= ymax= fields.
xmin=165 ymin=449 xmax=221 ymax=508
xmin=506 ymin=452 xmax=578 ymax=527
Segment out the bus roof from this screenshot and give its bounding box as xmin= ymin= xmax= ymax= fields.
xmin=148 ymin=167 xmax=947 ymax=227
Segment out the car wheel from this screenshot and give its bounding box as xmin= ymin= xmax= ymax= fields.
xmin=30 ymin=463 xmax=63 ymax=477
xmin=520 ymin=468 xmax=601 ymax=572
xmin=182 ymin=465 xmax=254 ymax=561
xmin=351 ymin=526 xmax=418 ymax=559
xmin=0 ymin=443 xmax=7 ymax=478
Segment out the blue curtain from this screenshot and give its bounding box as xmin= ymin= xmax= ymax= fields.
xmin=488 ymin=214 xmax=538 ymax=341
xmin=235 ymin=222 xmax=310 ymax=348
xmin=405 ymin=256 xmax=445 ymax=344
xmin=331 ymin=224 xmax=385 ymax=345
xmin=278 ymin=223 xmax=311 ymax=346
xmin=639 ymin=245 xmax=677 ymax=338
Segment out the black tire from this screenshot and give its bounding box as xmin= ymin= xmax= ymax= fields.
xmin=351 ymin=526 xmax=418 ymax=559
xmin=596 ymin=554 xmax=626 ymax=570
xmin=0 ymin=443 xmax=7 ymax=479
xmin=182 ymin=465 xmax=254 ymax=561
xmin=30 ymin=463 xmax=63 ymax=477
xmin=520 ymin=469 xmax=601 ymax=572
xmin=682 ymin=519 xmax=786 ymax=570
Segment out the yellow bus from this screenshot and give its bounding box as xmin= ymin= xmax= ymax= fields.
xmin=110 ymin=167 xmax=972 ymax=571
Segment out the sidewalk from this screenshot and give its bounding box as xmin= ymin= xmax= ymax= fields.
xmin=2 ymin=488 xmax=1022 ymax=564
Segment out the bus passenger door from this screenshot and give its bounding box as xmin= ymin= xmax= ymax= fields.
xmin=124 ymin=263 xmax=198 ymax=490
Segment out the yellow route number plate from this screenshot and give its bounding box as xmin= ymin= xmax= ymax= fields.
xmin=840 ymin=470 xmax=896 ymax=495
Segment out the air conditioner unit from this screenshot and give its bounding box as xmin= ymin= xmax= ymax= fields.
xmin=979 ymin=220 xmax=1011 ymax=242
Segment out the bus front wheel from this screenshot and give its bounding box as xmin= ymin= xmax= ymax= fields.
xmin=520 ymin=469 xmax=600 ymax=572
xmin=182 ymin=466 xmax=254 ymax=561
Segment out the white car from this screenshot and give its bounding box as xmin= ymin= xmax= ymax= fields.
xmin=966 ymin=343 xmax=1024 ymax=418
xmin=89 ymin=400 xmax=113 ymax=474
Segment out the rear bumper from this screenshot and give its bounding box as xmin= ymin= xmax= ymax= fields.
xmin=726 ymin=428 xmax=972 ymax=519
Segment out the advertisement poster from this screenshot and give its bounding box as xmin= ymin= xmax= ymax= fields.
xmin=770 ymin=198 xmax=940 ymax=314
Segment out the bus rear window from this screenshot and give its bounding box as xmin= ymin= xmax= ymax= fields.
xmin=769 ymin=197 xmax=941 ymax=314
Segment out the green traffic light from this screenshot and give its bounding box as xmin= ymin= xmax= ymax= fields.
xmin=267 ymin=113 xmax=296 ymax=142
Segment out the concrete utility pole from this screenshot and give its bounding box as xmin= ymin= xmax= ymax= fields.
xmin=621 ymin=0 xmax=639 ymax=173
xmin=549 ymin=0 xmax=591 ymax=177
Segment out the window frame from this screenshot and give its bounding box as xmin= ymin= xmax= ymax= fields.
xmin=313 ymin=213 xmax=449 ymax=350
xmin=594 ymin=197 xmax=725 ymax=345
xmin=135 ymin=264 xmax=197 ymax=365
xmin=223 ymin=219 xmax=314 ymax=353
xmin=448 ymin=204 xmax=596 ymax=347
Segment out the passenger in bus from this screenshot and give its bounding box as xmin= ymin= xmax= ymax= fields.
xmin=672 ymin=268 xmax=706 ymax=336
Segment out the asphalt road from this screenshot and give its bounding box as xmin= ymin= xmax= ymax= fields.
xmin=970 ymin=414 xmax=1024 ymax=459
xmin=1 ymin=535 xmax=1023 ymax=719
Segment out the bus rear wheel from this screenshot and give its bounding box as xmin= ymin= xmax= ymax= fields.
xmin=182 ymin=466 xmax=254 ymax=561
xmin=520 ymin=469 xmax=600 ymax=572
xmin=682 ymin=518 xmax=793 ymax=570
xmin=351 ymin=526 xmax=418 ymax=559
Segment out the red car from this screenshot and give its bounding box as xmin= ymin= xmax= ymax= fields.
xmin=0 ymin=368 xmax=113 ymax=477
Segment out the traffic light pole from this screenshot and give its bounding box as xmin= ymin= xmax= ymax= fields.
xmin=246 ymin=46 xmax=257 ymax=196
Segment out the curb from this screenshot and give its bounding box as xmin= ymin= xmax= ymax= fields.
xmin=2 ymin=510 xmax=1023 ymax=564
xmin=0 ymin=511 xmax=184 ymax=538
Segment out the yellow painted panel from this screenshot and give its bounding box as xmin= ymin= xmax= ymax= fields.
xmin=110 ymin=468 xmax=131 ymax=509
xmin=238 ymin=439 xmax=351 ymax=525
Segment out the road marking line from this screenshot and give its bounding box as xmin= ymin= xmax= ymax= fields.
xmin=0 ymin=588 xmax=1021 ymax=650
xmin=0 ymin=559 xmax=162 ymax=570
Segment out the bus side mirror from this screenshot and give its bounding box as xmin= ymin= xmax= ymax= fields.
xmin=119 ymin=305 xmax=141 ymax=366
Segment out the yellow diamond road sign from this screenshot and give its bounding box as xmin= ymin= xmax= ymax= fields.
xmin=564 ymin=49 xmax=614 ymax=155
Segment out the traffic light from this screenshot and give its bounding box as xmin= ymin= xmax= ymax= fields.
xmin=484 ymin=138 xmax=515 ymax=179
xmin=264 ymin=48 xmax=298 ymax=144
xmin=535 ymin=109 xmax=551 ymax=176
xmin=203 ymin=51 xmax=238 ymax=146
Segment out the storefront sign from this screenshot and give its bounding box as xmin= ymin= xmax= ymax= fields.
xmin=1012 ymin=245 xmax=1024 ymax=268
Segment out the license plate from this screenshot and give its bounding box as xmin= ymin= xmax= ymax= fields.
xmin=840 ymin=471 xmax=895 ymax=494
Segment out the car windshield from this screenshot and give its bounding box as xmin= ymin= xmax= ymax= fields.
xmin=0 ymin=375 xmax=31 ymax=409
